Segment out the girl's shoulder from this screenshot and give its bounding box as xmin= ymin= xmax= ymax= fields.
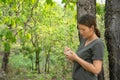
xmin=92 ymin=38 xmax=104 ymax=49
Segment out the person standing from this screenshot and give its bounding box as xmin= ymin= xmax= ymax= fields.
xmin=64 ymin=14 xmax=104 ymax=80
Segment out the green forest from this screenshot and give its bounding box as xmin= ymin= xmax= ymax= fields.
xmin=0 ymin=0 xmax=110 ymax=80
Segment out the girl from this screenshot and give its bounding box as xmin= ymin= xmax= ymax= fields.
xmin=64 ymin=14 xmax=104 ymax=80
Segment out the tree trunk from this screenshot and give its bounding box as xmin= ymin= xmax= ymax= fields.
xmin=45 ymin=53 xmax=49 ymax=73
xmin=105 ymin=0 xmax=120 ymax=80
xmin=35 ymin=50 xmax=40 ymax=74
xmin=47 ymin=52 xmax=50 ymax=73
xmin=77 ymin=0 xmax=96 ymax=42
xmin=77 ymin=0 xmax=96 ymax=21
xmin=77 ymin=0 xmax=104 ymax=80
xmin=1 ymin=51 xmax=10 ymax=72
xmin=30 ymin=57 xmax=34 ymax=71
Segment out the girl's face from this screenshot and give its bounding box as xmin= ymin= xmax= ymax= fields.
xmin=78 ymin=24 xmax=94 ymax=39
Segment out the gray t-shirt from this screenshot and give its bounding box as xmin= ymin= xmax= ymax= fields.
xmin=72 ymin=38 xmax=104 ymax=80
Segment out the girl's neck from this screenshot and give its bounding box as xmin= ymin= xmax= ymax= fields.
xmin=87 ymin=33 xmax=98 ymax=41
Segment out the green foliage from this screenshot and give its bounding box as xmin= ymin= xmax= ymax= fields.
xmin=46 ymin=0 xmax=53 ymax=5
xmin=10 ymin=53 xmax=31 ymax=68
xmin=0 ymin=0 xmax=77 ymax=79
xmin=96 ymin=3 xmax=105 ymax=38
xmin=3 ymin=42 xmax=11 ymax=52
xmin=96 ymin=3 xmax=105 ymax=16
xmin=0 ymin=0 xmax=107 ymax=80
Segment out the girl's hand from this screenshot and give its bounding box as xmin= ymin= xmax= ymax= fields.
xmin=64 ymin=47 xmax=78 ymax=61
xmin=64 ymin=46 xmax=71 ymax=55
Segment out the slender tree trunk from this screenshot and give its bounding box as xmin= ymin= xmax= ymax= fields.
xmin=105 ymin=0 xmax=120 ymax=80
xmin=45 ymin=53 xmax=48 ymax=72
xmin=77 ymin=0 xmax=104 ymax=80
xmin=1 ymin=51 xmax=10 ymax=72
xmin=32 ymin=58 xmax=34 ymax=71
xmin=35 ymin=50 xmax=40 ymax=74
xmin=30 ymin=57 xmax=34 ymax=71
xmin=47 ymin=51 xmax=50 ymax=73
xmin=45 ymin=53 xmax=50 ymax=73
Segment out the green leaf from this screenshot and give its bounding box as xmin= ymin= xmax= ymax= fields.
xmin=32 ymin=0 xmax=35 ymax=3
xmin=1 ymin=28 xmax=16 ymax=43
xmin=3 ymin=42 xmax=11 ymax=51
xmin=11 ymin=36 xmax=16 ymax=43
xmin=68 ymin=3 xmax=74 ymax=10
xmin=0 ymin=29 xmax=3 ymax=40
xmin=1 ymin=0 xmax=6 ymax=3
xmin=26 ymin=33 xmax=31 ymax=40
xmin=96 ymin=3 xmax=105 ymax=15
xmin=46 ymin=0 xmax=53 ymax=5
xmin=6 ymin=29 xmax=12 ymax=39
xmin=62 ymin=0 xmax=67 ymax=3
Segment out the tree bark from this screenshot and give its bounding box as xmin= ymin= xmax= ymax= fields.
xmin=77 ymin=0 xmax=96 ymax=20
xmin=105 ymin=0 xmax=120 ymax=80
xmin=77 ymin=0 xmax=96 ymax=42
xmin=45 ymin=52 xmax=50 ymax=73
xmin=1 ymin=51 xmax=10 ymax=72
xmin=35 ymin=50 xmax=40 ymax=74
xmin=77 ymin=0 xmax=104 ymax=80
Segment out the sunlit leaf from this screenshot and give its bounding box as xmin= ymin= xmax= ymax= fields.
xmin=26 ymin=33 xmax=31 ymax=40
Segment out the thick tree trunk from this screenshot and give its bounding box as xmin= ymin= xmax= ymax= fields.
xmin=77 ymin=0 xmax=96 ymax=42
xmin=1 ymin=51 xmax=10 ymax=72
xmin=77 ymin=0 xmax=104 ymax=80
xmin=77 ymin=0 xmax=96 ymax=21
xmin=105 ymin=0 xmax=120 ymax=80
